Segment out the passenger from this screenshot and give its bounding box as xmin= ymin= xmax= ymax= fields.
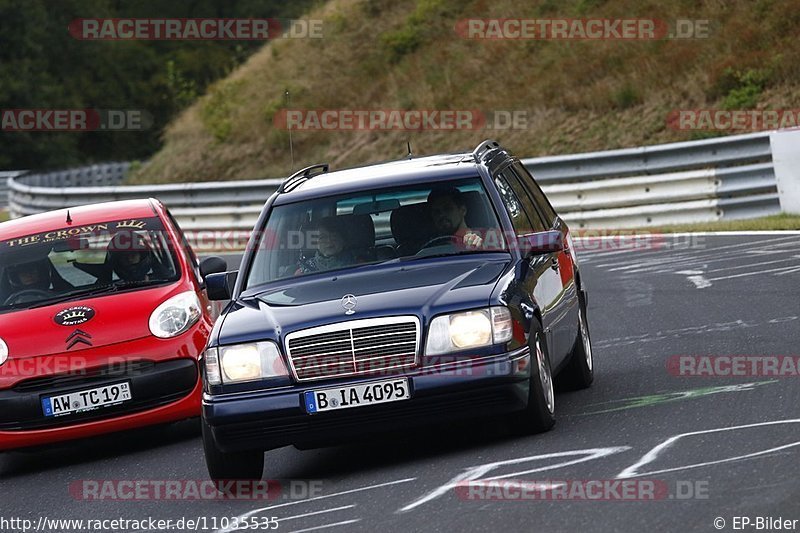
xmin=296 ymin=217 xmax=357 ymax=274
xmin=427 ymin=187 xmax=484 ymax=248
xmin=107 ymin=232 xmax=157 ymax=282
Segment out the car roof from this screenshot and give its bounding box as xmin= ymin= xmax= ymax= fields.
xmin=0 ymin=199 xmax=159 ymax=241
xmin=273 ymin=153 xmax=485 ymax=205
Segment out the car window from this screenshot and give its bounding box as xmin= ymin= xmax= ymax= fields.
xmin=245 ymin=177 xmax=506 ymax=289
xmin=511 ymin=162 xmax=558 ymax=227
xmin=165 ymin=209 xmax=201 ymax=283
xmin=494 ymin=173 xmax=542 ymax=234
xmin=0 ymin=216 xmax=181 ymax=311
xmin=500 ymin=169 xmax=548 ymax=232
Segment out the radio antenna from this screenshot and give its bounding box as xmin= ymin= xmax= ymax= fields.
xmin=407 ymin=141 xmax=413 ymax=159
xmin=285 ymin=89 xmax=295 ymax=171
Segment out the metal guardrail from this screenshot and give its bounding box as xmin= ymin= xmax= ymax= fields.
xmin=0 ymin=171 xmax=25 ymax=210
xmin=5 ymin=132 xmax=780 ymax=240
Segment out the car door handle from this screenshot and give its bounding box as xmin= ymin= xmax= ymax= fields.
xmin=550 ymin=257 xmax=559 ymax=270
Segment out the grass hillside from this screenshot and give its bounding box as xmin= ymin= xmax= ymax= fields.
xmin=130 ymin=0 xmax=800 ymax=184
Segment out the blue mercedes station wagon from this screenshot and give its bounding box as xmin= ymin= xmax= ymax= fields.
xmin=201 ymin=140 xmax=594 ymax=481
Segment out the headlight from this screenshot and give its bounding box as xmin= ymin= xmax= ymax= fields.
xmin=204 ymin=341 xmax=288 ymax=385
xmin=0 ymin=338 xmax=8 ymax=367
xmin=425 ymin=307 xmax=513 ymax=355
xmin=149 ymin=291 xmax=202 ymax=339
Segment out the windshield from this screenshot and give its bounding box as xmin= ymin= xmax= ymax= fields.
xmin=0 ymin=216 xmax=181 ymax=311
xmin=245 ymin=177 xmax=507 ymax=289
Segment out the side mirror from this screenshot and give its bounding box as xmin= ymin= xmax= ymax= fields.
xmin=521 ymin=230 xmax=564 ymax=256
xmin=199 ymin=256 xmax=228 ymax=278
xmin=206 ymin=270 xmax=238 ymax=301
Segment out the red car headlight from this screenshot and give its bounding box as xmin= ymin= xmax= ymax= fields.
xmin=148 ymin=291 xmax=202 ymax=339
xmin=0 ymin=337 xmax=7 ymax=367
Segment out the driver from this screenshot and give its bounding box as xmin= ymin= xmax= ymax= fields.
xmin=427 ymin=187 xmax=484 ymax=249
xmin=107 ymin=231 xmax=156 ymax=282
xmin=4 ymin=257 xmax=53 ymax=292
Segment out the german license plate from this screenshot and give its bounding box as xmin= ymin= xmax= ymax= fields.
xmin=42 ymin=382 xmax=132 ymax=417
xmin=304 ymin=378 xmax=410 ymax=414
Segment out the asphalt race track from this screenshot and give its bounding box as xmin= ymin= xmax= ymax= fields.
xmin=2 ymin=234 xmax=799 ymax=533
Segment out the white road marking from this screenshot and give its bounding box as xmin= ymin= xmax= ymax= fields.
xmin=217 ymin=478 xmax=415 ymax=533
xmin=278 ymin=506 xmax=356 ymax=523
xmin=600 ymin=236 xmax=798 ymax=273
xmin=676 ymin=270 xmax=712 ymax=289
xmin=705 ymin=256 xmax=799 ymax=273
xmin=775 ymin=266 xmax=800 ymax=276
xmin=707 ymin=264 xmax=800 ymax=282
xmin=617 ymin=419 xmax=800 ymax=479
xmin=286 ymin=520 xmax=361 ymax=533
xmin=593 ymin=319 xmax=758 ymax=348
xmin=397 ymin=447 xmax=629 ymax=513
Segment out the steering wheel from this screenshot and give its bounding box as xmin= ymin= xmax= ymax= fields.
xmin=3 ymin=289 xmax=53 ymax=306
xmin=418 ymin=235 xmax=458 ymax=250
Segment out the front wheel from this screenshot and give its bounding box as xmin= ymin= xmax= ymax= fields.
xmin=509 ymin=322 xmax=556 ymax=435
xmin=202 ymin=419 xmax=264 ymax=483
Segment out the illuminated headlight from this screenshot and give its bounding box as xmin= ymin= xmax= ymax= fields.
xmin=425 ymin=307 xmax=513 ymax=355
xmin=0 ymin=338 xmax=8 ymax=367
xmin=204 ymin=342 xmax=288 ymax=385
xmin=149 ymin=291 xmax=202 ymax=339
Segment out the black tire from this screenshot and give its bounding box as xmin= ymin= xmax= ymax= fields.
xmin=558 ymin=290 xmax=594 ymax=390
xmin=202 ymin=418 xmax=264 ymax=483
xmin=509 ymin=320 xmax=556 ymax=435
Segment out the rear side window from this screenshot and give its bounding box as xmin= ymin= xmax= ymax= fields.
xmin=495 ymin=172 xmax=546 ymax=233
xmin=494 ymin=174 xmax=539 ymax=234
xmin=501 ymin=169 xmax=548 ymax=232
xmin=511 ymin=162 xmax=558 ymax=227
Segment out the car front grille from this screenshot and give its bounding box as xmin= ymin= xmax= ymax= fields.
xmin=286 ymin=316 xmax=420 ymax=381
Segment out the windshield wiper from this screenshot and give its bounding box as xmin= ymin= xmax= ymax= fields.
xmin=398 ymin=250 xmax=498 ymax=262
xmin=25 ymin=280 xmax=167 ymax=309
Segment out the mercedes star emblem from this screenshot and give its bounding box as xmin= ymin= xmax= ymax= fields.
xmin=341 ymin=294 xmax=357 ymax=315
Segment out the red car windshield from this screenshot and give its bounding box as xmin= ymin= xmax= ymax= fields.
xmin=0 ymin=216 xmax=180 ymax=310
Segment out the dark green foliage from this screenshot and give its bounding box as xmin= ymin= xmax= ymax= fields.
xmin=0 ymin=0 xmax=317 ymax=170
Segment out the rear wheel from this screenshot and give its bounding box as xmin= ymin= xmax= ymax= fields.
xmin=510 ymin=321 xmax=556 ymax=435
xmin=559 ymin=290 xmax=594 ymax=390
xmin=202 ymin=418 xmax=264 ymax=483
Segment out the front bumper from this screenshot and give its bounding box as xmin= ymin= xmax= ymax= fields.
xmin=203 ymin=347 xmax=531 ymax=453
xmin=0 ymin=328 xmax=208 ymax=452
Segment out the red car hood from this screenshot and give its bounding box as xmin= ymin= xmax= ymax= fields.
xmin=0 ymin=284 xmax=182 ymax=359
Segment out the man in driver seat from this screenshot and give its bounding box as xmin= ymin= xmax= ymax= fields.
xmin=5 ymin=258 xmax=53 ymax=292
xmin=0 ymin=256 xmax=64 ymax=304
xmin=427 ymin=186 xmax=484 ymax=249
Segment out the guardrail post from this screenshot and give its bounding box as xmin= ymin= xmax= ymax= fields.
xmin=770 ymin=129 xmax=800 ymax=215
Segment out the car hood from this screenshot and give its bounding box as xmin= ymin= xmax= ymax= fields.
xmin=0 ymin=284 xmax=181 ymax=359
xmin=218 ymin=255 xmax=511 ymax=346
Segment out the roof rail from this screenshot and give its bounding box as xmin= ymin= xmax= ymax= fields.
xmin=278 ymin=163 xmax=329 ymax=193
xmin=472 ymin=139 xmax=502 ymax=163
